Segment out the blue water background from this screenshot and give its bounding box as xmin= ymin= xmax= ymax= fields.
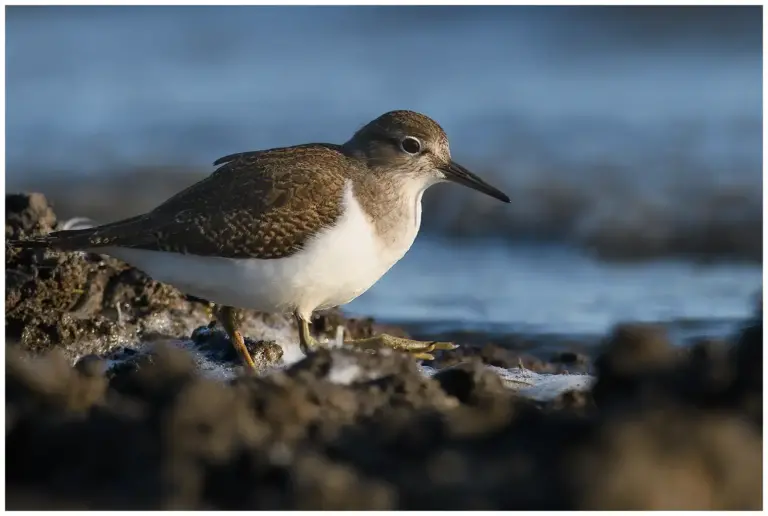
xmin=5 ymin=6 xmax=763 ymax=339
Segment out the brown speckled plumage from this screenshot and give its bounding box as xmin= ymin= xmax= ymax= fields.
xmin=39 ymin=144 xmax=352 ymax=259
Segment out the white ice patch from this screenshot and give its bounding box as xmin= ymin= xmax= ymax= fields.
xmin=69 ymin=308 xmax=595 ymax=402
xmin=499 ymin=367 xmax=595 ymax=400
xmin=99 ymin=334 xmax=594 ymax=402
xmin=517 ymin=373 xmax=595 ymax=402
xmin=419 ymin=363 xmax=595 ymax=401
xmin=326 ymin=355 xmax=363 ymax=386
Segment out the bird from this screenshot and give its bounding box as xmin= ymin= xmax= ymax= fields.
xmin=11 ymin=110 xmax=510 ymax=370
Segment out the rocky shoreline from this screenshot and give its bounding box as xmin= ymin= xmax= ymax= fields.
xmin=5 ymin=193 xmax=763 ymax=509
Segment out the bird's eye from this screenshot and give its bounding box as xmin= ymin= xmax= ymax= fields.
xmin=400 ymin=136 xmax=422 ymax=155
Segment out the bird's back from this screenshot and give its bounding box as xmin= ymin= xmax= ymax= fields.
xmin=15 ymin=143 xmax=354 ymax=260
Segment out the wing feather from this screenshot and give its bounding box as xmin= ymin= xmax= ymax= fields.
xmin=32 ymin=144 xmax=350 ymax=259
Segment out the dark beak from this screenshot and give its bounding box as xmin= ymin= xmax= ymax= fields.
xmin=439 ymin=161 xmax=510 ymax=203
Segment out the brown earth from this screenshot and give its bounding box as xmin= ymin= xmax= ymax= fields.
xmin=4 ymin=192 xmax=763 ymax=510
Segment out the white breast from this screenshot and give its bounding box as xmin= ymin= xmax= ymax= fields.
xmin=101 ymin=180 xmax=422 ymax=320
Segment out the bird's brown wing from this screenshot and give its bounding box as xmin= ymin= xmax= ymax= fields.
xmin=37 ymin=144 xmax=350 ymax=259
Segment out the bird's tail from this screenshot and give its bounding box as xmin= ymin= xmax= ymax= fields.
xmin=9 ymin=214 xmax=100 ymax=250
xmin=9 ymin=213 xmax=148 ymax=252
xmin=8 ymin=236 xmax=54 ymax=249
xmin=8 ymin=227 xmax=100 ymax=251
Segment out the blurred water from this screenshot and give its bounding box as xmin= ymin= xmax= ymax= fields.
xmin=5 ymin=6 xmax=763 ymax=336
xmin=6 ymin=6 xmax=761 ymax=176
xmin=345 ymin=238 xmax=761 ymax=338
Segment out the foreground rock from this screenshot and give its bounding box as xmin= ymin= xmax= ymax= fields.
xmin=6 ymin=314 xmax=762 ymax=509
xmin=5 ymin=193 xmax=763 ymax=509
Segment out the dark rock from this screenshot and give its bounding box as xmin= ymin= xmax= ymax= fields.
xmin=433 ymin=360 xmax=506 ymax=406
xmin=189 ymin=325 xmax=283 ymax=367
xmin=4 ymin=193 xmax=762 ymax=510
xmin=311 ymin=309 xmax=410 ymax=340
xmin=551 ymin=350 xmax=588 ymax=366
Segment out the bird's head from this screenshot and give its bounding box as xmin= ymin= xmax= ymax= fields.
xmin=343 ymin=110 xmax=510 ymax=203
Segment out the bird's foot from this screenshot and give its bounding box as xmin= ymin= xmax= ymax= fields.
xmin=299 ymin=334 xmax=320 ymax=355
xmin=295 ymin=314 xmax=322 ymax=355
xmin=216 ymin=306 xmax=257 ymax=371
xmin=229 ymin=329 xmax=258 ymax=371
xmin=344 ymin=333 xmax=457 ymax=361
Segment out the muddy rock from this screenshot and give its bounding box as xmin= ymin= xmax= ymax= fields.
xmin=190 ymin=325 xmax=284 ymax=370
xmin=8 ymin=313 xmax=762 ymax=509
xmin=4 ymin=192 xmax=763 ymax=510
xmin=427 ymin=334 xmax=593 ymax=374
xmin=550 ymin=350 xmax=591 ymax=372
xmin=591 ymin=323 xmax=678 ymax=409
xmin=6 ymin=192 xmax=58 ymax=239
xmin=570 ymin=408 xmax=761 ymax=510
xmin=432 ymin=360 xmax=507 ymax=406
xmin=6 ymin=193 xmax=207 ymax=358
xmin=547 ymin=388 xmax=593 ymax=412
xmin=437 ymin=342 xmax=557 ymax=373
xmin=729 ymin=313 xmax=763 ymax=425
xmin=311 ymin=308 xmax=411 ymax=341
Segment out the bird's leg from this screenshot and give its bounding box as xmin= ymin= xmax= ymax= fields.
xmin=295 ymin=313 xmax=319 ymax=355
xmin=344 ymin=334 xmax=457 ymax=361
xmin=216 ymin=305 xmax=257 ymax=370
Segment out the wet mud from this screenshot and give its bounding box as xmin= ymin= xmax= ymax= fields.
xmin=5 ymin=193 xmax=763 ymax=510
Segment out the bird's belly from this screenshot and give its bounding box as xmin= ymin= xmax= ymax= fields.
xmin=98 ymin=213 xmax=414 ymax=317
xmin=99 ymin=247 xmax=291 ymax=311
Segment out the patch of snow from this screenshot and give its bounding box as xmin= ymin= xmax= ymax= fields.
xmin=516 ymin=372 xmax=595 ymax=402
xmin=327 ymin=356 xmax=363 ymax=386
xmin=96 ymin=318 xmax=595 ymax=402
xmin=420 ymin=363 xmax=595 ymax=401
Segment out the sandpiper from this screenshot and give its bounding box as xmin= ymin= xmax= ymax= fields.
xmin=13 ymin=110 xmax=510 ymax=370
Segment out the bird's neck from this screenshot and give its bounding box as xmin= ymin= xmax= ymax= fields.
xmin=351 ymin=171 xmax=431 ymax=251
